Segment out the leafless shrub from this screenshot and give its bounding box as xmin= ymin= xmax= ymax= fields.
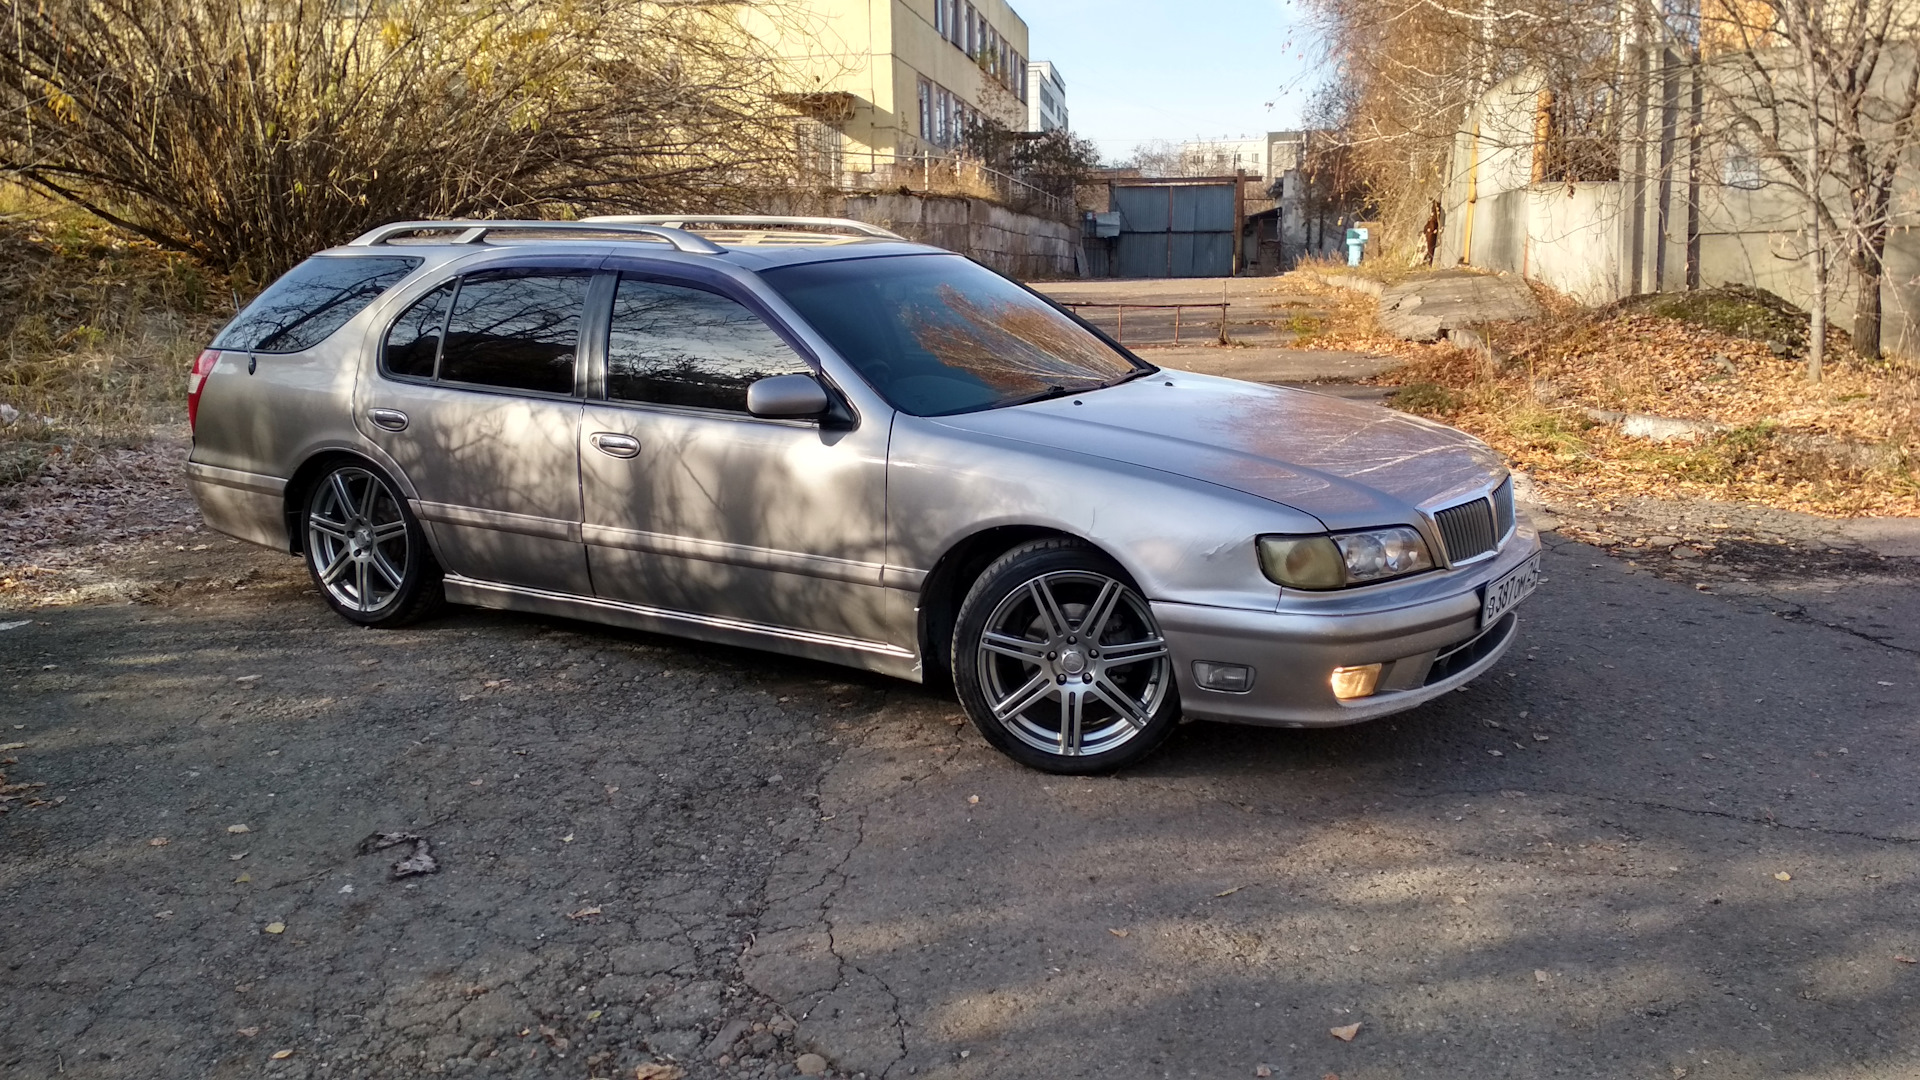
xmin=0 ymin=0 xmax=807 ymax=282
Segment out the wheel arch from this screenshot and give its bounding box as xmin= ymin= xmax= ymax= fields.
xmin=915 ymin=524 xmax=1130 ymax=690
xmin=282 ymin=450 xmax=420 ymax=557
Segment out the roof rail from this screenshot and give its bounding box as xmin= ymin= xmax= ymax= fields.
xmin=583 ymin=214 xmax=907 ymax=242
xmin=346 ymin=220 xmax=726 ymax=255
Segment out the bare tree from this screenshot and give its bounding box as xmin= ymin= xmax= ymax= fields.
xmin=1706 ymin=0 xmax=1920 ymax=370
xmin=0 ymin=0 xmax=807 ymax=281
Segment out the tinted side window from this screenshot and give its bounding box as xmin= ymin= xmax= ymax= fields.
xmin=606 ymin=278 xmax=810 ymax=412
xmin=383 ymin=282 xmax=455 ymax=380
xmin=439 ymin=270 xmax=589 ymax=395
xmin=215 ymin=255 xmax=421 ymax=354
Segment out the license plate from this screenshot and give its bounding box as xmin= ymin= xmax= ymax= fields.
xmin=1481 ymin=554 xmax=1541 ymax=627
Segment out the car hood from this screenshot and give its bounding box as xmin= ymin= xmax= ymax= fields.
xmin=927 ymin=370 xmax=1507 ymax=529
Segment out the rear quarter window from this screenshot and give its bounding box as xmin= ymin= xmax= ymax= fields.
xmin=214 ymin=255 xmax=422 ymax=354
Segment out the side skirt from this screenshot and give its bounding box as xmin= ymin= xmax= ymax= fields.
xmin=442 ymin=575 xmax=925 ymax=683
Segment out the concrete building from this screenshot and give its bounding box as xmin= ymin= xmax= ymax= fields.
xmin=763 ymin=0 xmax=1032 ymax=177
xmin=1027 ymin=60 xmax=1067 ymax=133
xmin=1176 ymin=132 xmax=1310 ymax=183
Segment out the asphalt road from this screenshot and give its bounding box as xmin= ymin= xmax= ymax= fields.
xmin=3 ymin=529 xmax=1918 ymax=1080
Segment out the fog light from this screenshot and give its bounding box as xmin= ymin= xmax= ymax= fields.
xmin=1192 ymin=661 xmax=1255 ymax=693
xmin=1330 ymin=663 xmax=1384 ymax=701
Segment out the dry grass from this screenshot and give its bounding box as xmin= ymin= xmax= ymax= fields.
xmin=0 ymin=196 xmax=231 ymax=487
xmin=1284 ymin=272 xmax=1920 ymax=518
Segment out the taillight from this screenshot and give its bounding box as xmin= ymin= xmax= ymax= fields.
xmin=187 ymin=348 xmax=219 ymax=431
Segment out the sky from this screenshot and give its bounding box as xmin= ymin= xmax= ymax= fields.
xmin=1013 ymin=0 xmax=1329 ymax=164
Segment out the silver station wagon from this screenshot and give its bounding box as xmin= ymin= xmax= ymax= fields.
xmin=186 ymin=216 xmax=1540 ymax=773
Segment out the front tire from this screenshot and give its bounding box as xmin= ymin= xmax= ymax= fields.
xmin=952 ymin=539 xmax=1180 ymax=774
xmin=302 ymin=462 xmax=442 ymax=627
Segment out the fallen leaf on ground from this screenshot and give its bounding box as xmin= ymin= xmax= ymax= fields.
xmin=1108 ymin=928 xmax=1130 ymax=938
xmin=1215 ymin=885 xmax=1245 ymax=897
xmin=1896 ymin=955 xmax=1917 ymax=964
xmin=1535 ymin=969 xmax=1551 ymax=983
xmin=238 ymin=1027 xmax=259 ymax=1037
xmin=148 ymin=837 xmax=169 ymax=847
xmin=0 ymin=742 xmax=25 ymax=751
xmin=1255 ymin=1066 xmax=1273 ymax=1078
xmin=269 ymin=1049 xmax=292 ymax=1060
xmin=263 ymin=922 xmax=285 ymax=934
xmin=967 ymin=794 xmax=980 ymax=804
xmin=568 ymin=906 xmax=603 ymax=919
xmin=1452 ymin=895 xmax=1468 ymax=904
xmin=235 ymin=675 xmax=260 ymax=683
xmin=390 ymin=841 xmax=438 ymax=879
xmin=153 ymin=910 xmax=173 ymax=919
xmin=227 ymin=824 xmax=250 ymax=834
xmin=1330 ymin=1022 xmax=1361 ymax=1041
xmin=634 ymin=1064 xmax=685 ymax=1080
xmin=1775 ymin=871 xmax=1793 ymax=882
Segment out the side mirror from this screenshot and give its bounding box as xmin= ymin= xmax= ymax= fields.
xmin=747 ymin=373 xmax=833 ymax=420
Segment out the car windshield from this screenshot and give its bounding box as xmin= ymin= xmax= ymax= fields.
xmin=762 ymin=254 xmax=1151 ymax=416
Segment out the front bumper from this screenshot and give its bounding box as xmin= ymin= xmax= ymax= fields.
xmin=1154 ymin=525 xmax=1540 ymax=727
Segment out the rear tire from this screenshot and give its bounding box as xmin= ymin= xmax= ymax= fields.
xmin=951 ymin=538 xmax=1180 ymax=774
xmin=302 ymin=462 xmax=442 ymax=627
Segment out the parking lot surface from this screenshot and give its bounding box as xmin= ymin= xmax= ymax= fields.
xmin=4 ymin=520 xmax=1919 ymax=1079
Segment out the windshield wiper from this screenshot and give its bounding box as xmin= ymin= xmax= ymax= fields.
xmin=993 ymin=382 xmax=1098 ymax=410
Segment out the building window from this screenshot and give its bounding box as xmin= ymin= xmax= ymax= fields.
xmin=933 ymin=0 xmax=946 ymax=38
xmin=918 ymin=77 xmax=933 ymax=143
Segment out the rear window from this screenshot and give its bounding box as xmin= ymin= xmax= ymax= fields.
xmin=214 ymin=255 xmax=422 ymax=354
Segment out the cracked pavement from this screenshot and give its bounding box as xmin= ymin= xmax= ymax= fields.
xmin=5 ymin=517 xmax=1920 ymax=1079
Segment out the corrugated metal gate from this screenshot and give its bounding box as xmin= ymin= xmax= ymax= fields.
xmin=1111 ymin=181 xmax=1236 ymax=277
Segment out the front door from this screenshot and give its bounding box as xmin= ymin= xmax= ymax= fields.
xmin=358 ymin=267 xmax=593 ymax=595
xmin=577 ymin=273 xmax=895 ymax=645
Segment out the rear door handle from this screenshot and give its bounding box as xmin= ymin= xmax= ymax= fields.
xmin=590 ymin=432 xmax=640 ymax=458
xmin=367 ymin=408 xmax=409 ymax=432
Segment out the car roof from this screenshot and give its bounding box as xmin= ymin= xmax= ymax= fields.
xmin=314 ymin=218 xmax=950 ymax=272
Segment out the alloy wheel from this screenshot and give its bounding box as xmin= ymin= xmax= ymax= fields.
xmin=974 ymin=570 xmax=1172 ymax=759
xmin=306 ymin=467 xmax=412 ymax=614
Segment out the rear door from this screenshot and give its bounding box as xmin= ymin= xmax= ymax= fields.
xmin=357 ymin=263 xmax=596 ymax=595
xmin=576 ymin=270 xmax=895 ymax=645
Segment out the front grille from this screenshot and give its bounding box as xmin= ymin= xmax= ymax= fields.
xmin=1492 ymin=476 xmax=1515 ymax=539
xmin=1433 ymin=496 xmax=1498 ymax=564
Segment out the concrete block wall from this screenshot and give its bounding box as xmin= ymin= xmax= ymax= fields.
xmin=768 ymin=191 xmax=1080 ymax=280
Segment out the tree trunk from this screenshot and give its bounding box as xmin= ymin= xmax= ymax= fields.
xmin=1794 ymin=0 xmax=1826 ymax=383
xmin=1853 ymin=245 xmax=1883 ymax=359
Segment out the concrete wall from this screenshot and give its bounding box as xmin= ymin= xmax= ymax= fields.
xmin=1441 ymin=57 xmax=1920 ymax=354
xmin=770 ymin=191 xmax=1079 ymax=279
xmin=1525 ymin=184 xmax=1626 ymax=306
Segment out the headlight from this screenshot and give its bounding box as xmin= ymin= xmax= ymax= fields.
xmin=1258 ymin=526 xmax=1435 ymax=589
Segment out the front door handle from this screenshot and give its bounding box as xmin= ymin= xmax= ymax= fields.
xmin=590 ymin=432 xmax=640 ymax=459
xmin=367 ymin=408 xmax=409 ymax=432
